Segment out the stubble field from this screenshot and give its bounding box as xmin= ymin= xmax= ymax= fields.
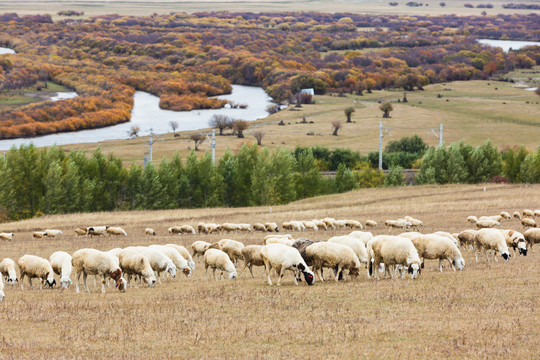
xmin=0 ymin=183 xmax=539 ymax=359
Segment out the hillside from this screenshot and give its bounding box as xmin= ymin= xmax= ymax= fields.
xmin=0 ymin=183 xmax=538 ymax=358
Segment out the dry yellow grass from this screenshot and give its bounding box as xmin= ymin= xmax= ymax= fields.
xmin=0 ymin=183 xmax=539 ymax=358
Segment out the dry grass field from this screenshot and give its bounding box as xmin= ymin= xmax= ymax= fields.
xmin=0 ymin=0 xmax=537 ymax=18
xmin=0 ymin=183 xmax=539 ymax=358
xmin=58 ymin=79 xmax=540 ymax=166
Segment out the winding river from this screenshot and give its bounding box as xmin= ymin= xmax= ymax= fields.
xmin=478 ymin=39 xmax=540 ymax=52
xmin=0 ymin=85 xmax=275 ymax=150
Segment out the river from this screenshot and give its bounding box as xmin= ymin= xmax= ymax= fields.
xmin=478 ymin=39 xmax=540 ymax=52
xmin=0 ymin=85 xmax=275 ymax=150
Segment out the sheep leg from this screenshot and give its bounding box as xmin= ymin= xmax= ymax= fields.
xmin=20 ymin=273 xmax=25 ymax=290
xmin=75 ymin=271 xmax=81 ymax=293
xmin=277 ymin=267 xmax=285 ymax=286
xmin=439 ymin=259 xmax=443 ymax=272
xmin=156 ymin=272 xmax=162 ymax=284
xmin=248 ymin=264 xmax=255 ymax=278
xmin=83 ymin=272 xmax=90 ymax=293
xmin=28 ymin=277 xmax=33 ymax=289
xmin=204 ymin=264 xmax=208 ymax=280
xmin=335 ymin=266 xmax=343 ymax=282
xmin=213 ymin=268 xmax=217 ymax=281
xmin=263 ymin=260 xmax=272 ymax=285
xmin=101 ymin=274 xmax=107 ymax=293
xmin=316 ymin=267 xmax=324 ymax=282
xmin=448 ymin=258 xmax=456 ymax=271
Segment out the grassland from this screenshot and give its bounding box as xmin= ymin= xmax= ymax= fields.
xmin=53 ymin=79 xmax=540 ymax=166
xmin=0 ymin=82 xmax=71 ymax=110
xmin=0 ymin=183 xmax=538 ymax=358
xmin=0 ymin=0 xmax=537 ymax=18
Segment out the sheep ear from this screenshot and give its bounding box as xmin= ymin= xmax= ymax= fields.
xmin=297 ymin=263 xmax=305 ymax=271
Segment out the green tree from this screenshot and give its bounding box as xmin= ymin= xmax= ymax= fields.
xmin=384 ymin=165 xmax=405 ymax=186
xmin=344 ymin=106 xmax=355 ymax=123
xmin=333 ymin=163 xmax=358 ymax=193
xmin=502 ymin=146 xmax=528 ymax=183
xmin=469 ymin=140 xmax=502 ymax=183
xmin=379 ymin=102 xmax=393 ymax=118
xmin=138 ymin=163 xmax=164 ymax=210
xmin=446 ymin=142 xmax=469 ymax=183
xmin=294 ymin=148 xmax=323 ymax=199
xmin=218 ymin=150 xmax=242 ymax=207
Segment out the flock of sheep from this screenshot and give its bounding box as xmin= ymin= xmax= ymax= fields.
xmin=0 ymin=210 xmax=539 ymax=302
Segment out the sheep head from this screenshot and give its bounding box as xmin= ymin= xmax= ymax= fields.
xmin=167 ymin=264 xmax=177 ymax=278
xmin=109 ymin=269 xmax=126 ymax=292
xmin=60 ymin=276 xmax=72 ymax=289
xmin=407 ymin=264 xmax=421 ymax=279
xmin=452 ymin=257 xmax=465 ymax=271
xmin=297 ymin=263 xmax=314 ymax=285
xmin=182 ymin=267 xmax=191 ymax=278
xmin=501 ymin=252 xmax=510 ymax=261
xmin=518 ymin=242 xmax=527 ymax=256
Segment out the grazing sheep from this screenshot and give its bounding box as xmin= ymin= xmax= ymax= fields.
xmin=500 ymin=211 xmax=511 ymax=220
xmin=264 ymin=222 xmax=279 ymax=232
xmin=197 ymin=222 xmax=208 ymax=234
xmin=410 ymin=234 xmax=465 ymax=272
xmin=49 ymin=251 xmax=73 ymax=290
xmin=499 ymin=229 xmax=527 ymax=256
xmin=218 ymin=239 xmax=245 ymax=265
xmin=44 ymin=229 xmax=63 ymax=238
xmin=263 ymin=234 xmax=293 ymax=241
xmin=260 ymin=243 xmax=314 ymax=286
xmin=237 ymin=223 xmax=252 ymax=232
xmin=523 ymin=209 xmax=534 ymax=218
xmin=283 ymin=221 xmax=304 ymax=232
xmin=513 ymin=211 xmax=522 ymax=220
xmin=474 ymin=229 xmax=511 ymax=262
xmin=475 ymin=219 xmax=500 ymax=229
xmin=479 ymin=215 xmax=503 ymax=223
xmin=302 ymin=221 xmax=318 ymax=231
xmin=524 ymin=228 xmax=540 ymax=250
xmin=334 ymin=220 xmax=348 ymax=229
xmin=467 ymin=215 xmax=479 ymax=224
xmin=165 ymin=244 xmax=195 ymax=270
xmin=125 ymin=247 xmax=177 ymax=281
xmin=87 ymin=226 xmax=109 ymax=237
xmin=292 ymin=238 xmax=318 ymax=267
xmin=534 ymin=210 xmax=540 ymax=217
xmin=0 ymin=232 xmax=14 ymax=241
xmin=521 ymin=218 xmax=537 ymax=229
xmin=322 ymin=218 xmax=337 ymax=230
xmin=145 ymin=228 xmax=156 ymax=236
xmin=72 ymin=248 xmax=126 ymax=293
xmin=404 ymin=216 xmax=424 ymax=231
xmin=264 ymin=237 xmax=295 ymax=247
xmin=241 ymin=245 xmax=265 ymax=278
xmin=432 ymin=231 xmax=459 ymax=247
xmin=365 ymin=220 xmax=377 ymax=228
xmin=0 ymin=258 xmax=18 ymax=285
xmin=118 ymin=250 xmax=156 ymax=288
xmin=191 ymin=241 xmax=211 ymax=261
xmin=220 ymin=223 xmax=240 ymax=233
xmin=398 ymin=232 xmax=423 ymax=240
xmin=306 ymin=242 xmax=362 ymax=282
xmin=106 ymin=227 xmax=127 ymax=236
xmin=253 ymin=223 xmax=267 ymax=232
xmin=385 ymin=219 xmax=412 ymax=231
xmin=32 ymin=231 xmax=46 ymax=239
xmin=348 ymin=231 xmax=374 ymax=247
xmin=367 ymin=235 xmax=421 ymax=280
xmin=457 ymin=230 xmax=478 ymax=251
xmin=74 ymin=227 xmax=88 ymax=236
xmin=18 ymin=255 xmax=56 ymax=290
xmin=328 ymin=235 xmax=369 ymax=264
xmin=0 ymin=273 xmax=4 ymax=302
xmin=312 ymin=219 xmax=327 ymax=231
xmin=205 ymin=223 xmax=219 ymax=234
xmin=180 ymin=225 xmax=196 ymax=234
xmin=107 ymin=248 xmax=123 ymax=258
xmin=168 ymin=226 xmax=182 ymax=234
xmin=149 ymin=245 xmax=192 ymax=278
xmin=204 ymin=249 xmax=237 ymax=280
xmin=344 ymin=220 xmax=363 ymax=230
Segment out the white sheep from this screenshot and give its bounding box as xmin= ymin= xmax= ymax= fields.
xmin=322 ymin=217 xmax=337 ymax=229
xmin=385 ymin=219 xmax=412 ymax=231
xmin=312 ymin=219 xmax=327 ymax=230
xmin=197 ymin=222 xmax=208 ymax=234
xmin=168 ymin=226 xmax=182 ymax=234
xmin=263 ymin=234 xmax=293 ymax=241
xmin=476 ymin=219 xmax=500 ymax=229
xmin=534 ymin=210 xmax=540 ymax=217
xmin=473 ymin=228 xmax=511 ymax=262
xmin=191 ymin=240 xmax=211 ymax=261
xmin=241 ymin=245 xmax=265 ymax=278
xmin=523 ymin=209 xmax=534 ymax=218
xmin=479 ymin=215 xmax=503 ymax=223
xmin=457 ymin=230 xmax=478 ymax=251
xmin=220 ymin=223 xmax=239 ymax=233
xmin=333 ymin=220 xmax=348 ymax=229
xmin=18 ymin=255 xmax=56 ymax=290
xmin=32 ymin=231 xmax=46 ymax=239
xmin=49 ymin=251 xmax=73 ymax=290
xmin=0 ymin=258 xmax=18 ymax=285
xmin=403 ymin=216 xmax=423 ymax=231
xmin=264 ymin=237 xmax=295 ymax=247
xmin=328 ymin=235 xmax=369 ymax=264
xmin=499 ymin=229 xmax=527 ymax=257
xmin=253 ymin=223 xmax=267 ymax=232
xmin=302 ymin=221 xmax=318 ymax=231
xmin=513 ymin=211 xmax=522 ymax=220
xmin=264 ymin=222 xmax=279 ymax=232
xmin=500 ymin=211 xmax=511 ymax=220
xmin=165 ymin=244 xmax=195 ymax=270
xmin=118 ymin=249 xmax=156 ymax=288
xmin=345 ymin=220 xmax=363 ymax=230
xmin=87 ymin=226 xmax=109 ymax=237
xmin=365 ymin=220 xmax=377 ymax=228
xmin=237 ymin=223 xmax=252 ymax=232
xmin=524 ymin=228 xmax=540 ymax=250
xmin=44 ymin=229 xmax=63 ymax=237
xmin=410 ymin=234 xmax=465 ymax=272
xmin=125 ymin=246 xmax=177 ymax=282
xmin=367 ymin=235 xmax=421 ymax=280
xmin=521 ymin=218 xmax=537 ymax=229
xmin=432 ymin=231 xmax=459 ymax=247
xmin=106 ymin=227 xmax=127 ymax=236
xmin=285 ymin=221 xmax=304 ymax=232
xmin=348 ymin=231 xmax=374 ymax=246
xmin=180 ymin=225 xmax=196 ymax=234
xmin=218 ymin=239 xmax=245 ymax=265
xmin=145 ymin=228 xmax=156 ymax=236
xmin=0 ymin=232 xmax=14 ymax=241
xmin=74 ymin=227 xmax=87 ymax=236
xmin=72 ymin=248 xmax=126 ymax=293
xmin=149 ymin=245 xmax=191 ymax=278
xmin=260 ymin=243 xmax=315 ymax=286
xmin=306 ymin=242 xmax=362 ymax=282
xmin=467 ymin=215 xmax=479 ymax=224
xmin=204 ymin=249 xmax=237 ymax=280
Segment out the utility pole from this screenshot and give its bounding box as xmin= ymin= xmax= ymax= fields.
xmin=379 ymin=121 xmax=392 ymax=170
xmin=204 ymin=129 xmax=216 ymax=164
xmin=430 ymin=124 xmax=443 ymax=147
xmin=145 ymin=128 xmax=158 ymax=167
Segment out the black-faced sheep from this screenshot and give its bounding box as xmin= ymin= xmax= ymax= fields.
xmin=0 ymin=258 xmax=18 ymax=285
xmin=410 ymin=234 xmax=465 ymax=272
xmin=260 ymin=243 xmax=314 ymax=286
xmin=305 ymin=242 xmax=362 ymax=282
xmin=367 ymin=235 xmax=421 ymax=280
xmin=473 ymin=229 xmax=511 ymax=262
xmin=18 ymin=255 xmax=56 ymax=290
xmin=0 ymin=232 xmax=14 ymax=241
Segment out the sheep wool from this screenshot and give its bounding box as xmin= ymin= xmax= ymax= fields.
xmin=0 ymin=258 xmax=18 ymax=285
xmin=368 ymin=235 xmax=421 ymax=280
xmin=474 ymin=228 xmax=511 ymax=262
xmin=328 ymin=235 xmax=369 ymax=263
xmin=49 ymin=251 xmax=73 ymax=289
xmin=524 ymin=228 xmax=540 ymax=250
xmin=241 ymin=245 xmax=265 ymax=278
xmin=165 ymin=244 xmax=195 ymax=270
xmin=306 ymin=242 xmax=362 ymax=282
xmin=191 ymin=241 xmax=211 ymax=261
xmin=0 ymin=274 xmax=4 ymax=302
xmin=18 ymin=254 xmax=56 ymax=290
xmin=217 ymin=239 xmax=245 ymax=265
xmin=106 ymin=227 xmax=127 ymax=236
xmin=260 ymin=243 xmax=314 ymax=286
xmin=149 ymin=245 xmax=191 ymax=278
xmin=410 ymin=234 xmax=465 ymax=272
xmin=0 ymin=232 xmax=14 ymax=241
xmin=204 ymin=249 xmax=237 ymax=280
xmin=118 ymin=250 xmax=156 ymax=288
xmin=72 ymin=248 xmax=126 ymax=293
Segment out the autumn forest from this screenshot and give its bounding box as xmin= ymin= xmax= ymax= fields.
xmin=0 ymin=11 xmax=539 ymax=139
